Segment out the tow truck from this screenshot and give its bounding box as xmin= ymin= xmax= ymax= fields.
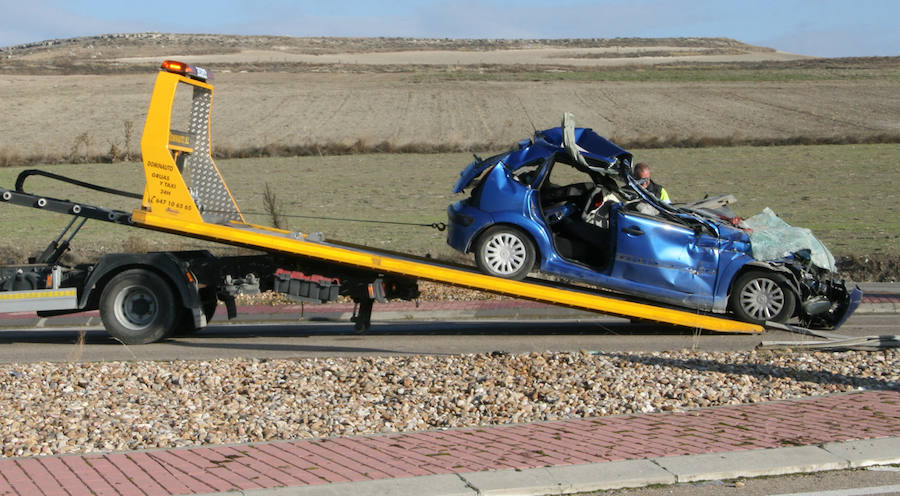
xmin=0 ymin=60 xmax=783 ymax=343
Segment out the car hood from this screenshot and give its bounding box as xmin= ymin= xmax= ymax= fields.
xmin=453 ymin=125 xmax=633 ymax=194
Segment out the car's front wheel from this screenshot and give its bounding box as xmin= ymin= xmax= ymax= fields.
xmin=474 ymin=226 xmax=536 ymax=280
xmin=730 ymin=270 xmax=796 ymax=325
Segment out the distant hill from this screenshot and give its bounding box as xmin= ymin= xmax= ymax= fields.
xmin=1 ymin=32 xmax=777 ymax=58
xmin=0 ymin=33 xmax=810 ymax=76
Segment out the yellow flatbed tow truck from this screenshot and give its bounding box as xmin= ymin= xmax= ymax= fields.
xmin=0 ymin=60 xmax=763 ymax=343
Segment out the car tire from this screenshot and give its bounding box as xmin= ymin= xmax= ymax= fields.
xmin=474 ymin=226 xmax=536 ymax=280
xmin=100 ymin=269 xmax=176 ymax=344
xmin=730 ymin=270 xmax=796 ymax=325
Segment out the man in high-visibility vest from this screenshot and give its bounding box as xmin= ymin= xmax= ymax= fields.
xmin=633 ymin=162 xmax=670 ymax=203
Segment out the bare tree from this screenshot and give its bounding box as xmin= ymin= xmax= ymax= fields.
xmin=262 ymin=182 xmax=286 ymax=229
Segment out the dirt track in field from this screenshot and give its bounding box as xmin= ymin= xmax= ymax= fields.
xmin=0 ymin=72 xmax=897 ymax=160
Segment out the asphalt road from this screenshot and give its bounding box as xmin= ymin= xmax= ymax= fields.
xmin=0 ymin=313 xmax=895 ymax=364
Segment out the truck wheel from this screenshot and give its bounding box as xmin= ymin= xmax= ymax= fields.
xmin=100 ymin=269 xmax=176 ymax=344
xmin=730 ymin=270 xmax=796 ymax=325
xmin=474 ymin=226 xmax=535 ymax=280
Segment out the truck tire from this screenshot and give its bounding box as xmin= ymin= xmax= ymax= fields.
xmin=100 ymin=269 xmax=176 ymax=344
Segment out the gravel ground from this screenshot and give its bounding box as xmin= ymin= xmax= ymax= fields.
xmin=1 ymin=350 xmax=896 ymax=458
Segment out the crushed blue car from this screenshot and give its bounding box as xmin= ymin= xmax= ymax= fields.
xmin=447 ymin=114 xmax=860 ymax=328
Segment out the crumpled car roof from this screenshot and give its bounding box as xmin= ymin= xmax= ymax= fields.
xmin=453 ymin=124 xmax=633 ymax=194
xmin=536 ymin=125 xmax=633 ymax=171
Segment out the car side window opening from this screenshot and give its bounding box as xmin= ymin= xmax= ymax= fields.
xmin=511 ymin=159 xmax=546 ymax=187
xmin=537 ymin=154 xmax=615 ymax=270
xmin=619 ymin=197 xmax=715 ymax=237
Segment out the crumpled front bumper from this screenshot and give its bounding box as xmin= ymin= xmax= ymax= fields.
xmin=802 ymin=283 xmax=862 ymax=330
xmin=831 ymin=286 xmax=863 ymax=330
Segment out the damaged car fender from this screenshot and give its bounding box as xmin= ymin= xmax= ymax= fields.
xmin=727 ymin=261 xmax=802 ymax=305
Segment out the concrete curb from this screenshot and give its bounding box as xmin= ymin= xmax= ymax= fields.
xmin=196 ymin=437 xmax=900 ymax=496
xmin=227 ymin=474 xmax=477 ymax=496
xmin=458 ymin=459 xmax=674 ymax=496
xmin=855 ymin=302 xmax=900 ymax=314
xmin=650 ymin=445 xmax=848 ymax=483
xmin=821 ymin=437 xmax=900 ymax=468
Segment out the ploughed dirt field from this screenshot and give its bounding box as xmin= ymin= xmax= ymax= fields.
xmin=2 ymin=74 xmax=897 ymax=162
xmin=2 ymin=72 xmax=898 ymax=162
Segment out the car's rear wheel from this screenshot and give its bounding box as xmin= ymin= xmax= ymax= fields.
xmin=730 ymin=270 xmax=796 ymax=325
xmin=474 ymin=226 xmax=535 ymax=280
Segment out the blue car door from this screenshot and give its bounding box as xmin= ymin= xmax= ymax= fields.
xmin=610 ymin=209 xmax=720 ymax=297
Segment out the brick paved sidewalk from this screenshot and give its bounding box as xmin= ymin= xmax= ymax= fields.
xmin=1 ymin=390 xmax=898 ymax=496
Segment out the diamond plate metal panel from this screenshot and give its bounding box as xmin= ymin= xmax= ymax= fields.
xmin=184 ymin=86 xmax=242 ymax=224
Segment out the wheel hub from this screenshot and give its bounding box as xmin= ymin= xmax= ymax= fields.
xmin=485 ymin=233 xmax=526 ymax=275
xmin=115 ymin=286 xmax=158 ymax=329
xmin=741 ymin=277 xmax=784 ymax=320
xmin=126 ymin=294 xmax=154 ymax=322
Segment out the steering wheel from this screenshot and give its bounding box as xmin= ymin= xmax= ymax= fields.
xmin=582 ymin=186 xmax=617 ymax=227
